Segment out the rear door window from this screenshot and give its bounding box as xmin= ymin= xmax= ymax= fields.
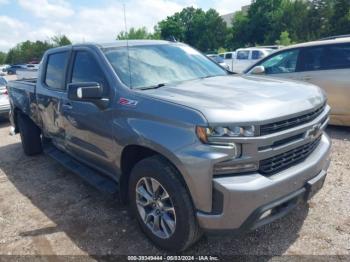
xmin=237 ymin=51 xmax=250 ymax=60
xmin=323 ymin=44 xmax=350 ymax=70
xmin=252 ymin=50 xmax=262 ymax=60
xmin=297 ymin=47 xmax=325 ymax=72
xmin=71 ymin=51 xmax=109 ymax=97
xmin=44 ymin=52 xmax=69 ymax=90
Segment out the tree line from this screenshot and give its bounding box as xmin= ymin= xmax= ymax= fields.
xmin=1 ymin=0 xmax=349 ymax=65
xmin=118 ymin=0 xmax=350 ymax=52
xmin=0 ymin=35 xmax=71 ymax=65
xmin=228 ymin=0 xmax=350 ymax=50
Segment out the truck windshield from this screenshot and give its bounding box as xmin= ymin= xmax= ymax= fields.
xmin=103 ymin=44 xmax=228 ymax=89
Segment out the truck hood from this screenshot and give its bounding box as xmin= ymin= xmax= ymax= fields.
xmin=142 ymin=75 xmax=326 ymax=124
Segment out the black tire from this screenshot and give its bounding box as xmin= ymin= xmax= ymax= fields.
xmin=17 ymin=113 xmax=43 ymax=156
xmin=129 ymin=155 xmax=202 ymax=251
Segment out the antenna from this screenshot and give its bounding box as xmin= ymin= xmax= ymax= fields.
xmin=123 ymin=2 xmax=132 ymax=88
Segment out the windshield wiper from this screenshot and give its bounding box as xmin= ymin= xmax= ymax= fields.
xmin=139 ymin=83 xmax=166 ymax=90
xmin=200 ymin=72 xmax=235 ymax=79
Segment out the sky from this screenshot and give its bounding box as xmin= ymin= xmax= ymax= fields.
xmin=0 ymin=0 xmax=251 ymax=52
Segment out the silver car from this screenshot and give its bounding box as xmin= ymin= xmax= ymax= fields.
xmin=207 ymin=54 xmax=230 ymax=70
xmin=245 ymin=36 xmax=350 ymax=126
xmin=0 ymin=77 xmax=9 ymax=118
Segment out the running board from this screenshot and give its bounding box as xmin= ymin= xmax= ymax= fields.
xmin=43 ymin=143 xmax=118 ymax=194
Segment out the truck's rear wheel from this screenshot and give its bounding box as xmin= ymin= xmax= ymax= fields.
xmin=18 ymin=113 xmax=42 ymax=156
xmin=129 ymin=155 xmax=202 ymax=251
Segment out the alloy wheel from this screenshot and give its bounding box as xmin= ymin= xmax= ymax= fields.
xmin=135 ymin=177 xmax=176 ymax=239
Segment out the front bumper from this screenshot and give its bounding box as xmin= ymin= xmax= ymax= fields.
xmin=197 ymin=133 xmax=331 ymax=231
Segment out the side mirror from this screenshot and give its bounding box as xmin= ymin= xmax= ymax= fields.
xmin=68 ymin=82 xmax=102 ymax=100
xmin=68 ymin=82 xmax=109 ymax=109
xmin=250 ymin=65 xmax=265 ymax=75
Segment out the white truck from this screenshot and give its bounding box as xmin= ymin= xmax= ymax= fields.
xmin=221 ymin=48 xmax=274 ymax=73
xmin=219 ymin=52 xmax=236 ymax=71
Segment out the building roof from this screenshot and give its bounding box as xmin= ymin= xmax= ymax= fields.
xmin=221 ymin=5 xmax=250 ymax=27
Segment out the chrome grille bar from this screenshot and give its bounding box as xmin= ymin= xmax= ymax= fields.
xmin=260 ymin=104 xmax=326 ymax=136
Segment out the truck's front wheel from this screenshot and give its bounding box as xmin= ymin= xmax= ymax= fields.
xmin=129 ymin=155 xmax=202 ymax=251
xmin=18 ymin=113 xmax=42 ymax=156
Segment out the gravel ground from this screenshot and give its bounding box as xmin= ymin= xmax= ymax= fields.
xmin=0 ymin=119 xmax=349 ymax=260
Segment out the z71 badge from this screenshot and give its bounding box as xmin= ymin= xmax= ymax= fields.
xmin=118 ymin=98 xmax=138 ymax=107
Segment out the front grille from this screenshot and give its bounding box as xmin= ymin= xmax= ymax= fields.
xmin=260 ymin=104 xmax=326 ymax=136
xmin=259 ymin=137 xmax=321 ymax=175
xmin=259 ymin=133 xmax=304 ymax=151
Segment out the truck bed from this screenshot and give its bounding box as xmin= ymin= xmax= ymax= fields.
xmin=7 ymin=78 xmax=37 ymax=123
xmin=8 ymin=78 xmax=37 ymax=91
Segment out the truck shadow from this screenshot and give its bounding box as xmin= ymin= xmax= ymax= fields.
xmin=0 ymin=142 xmax=309 ymax=258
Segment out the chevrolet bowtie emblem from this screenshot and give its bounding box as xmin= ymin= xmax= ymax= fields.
xmin=306 ymin=124 xmax=322 ymax=139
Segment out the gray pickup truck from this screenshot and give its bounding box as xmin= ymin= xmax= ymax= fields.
xmin=7 ymin=40 xmax=331 ymax=251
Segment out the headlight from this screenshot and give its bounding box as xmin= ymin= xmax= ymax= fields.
xmin=196 ymin=125 xmax=256 ymax=143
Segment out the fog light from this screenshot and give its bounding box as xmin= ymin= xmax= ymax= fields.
xmin=213 ymin=162 xmax=259 ymax=175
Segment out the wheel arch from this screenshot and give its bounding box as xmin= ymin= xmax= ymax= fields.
xmin=119 ymin=144 xmax=194 ymax=206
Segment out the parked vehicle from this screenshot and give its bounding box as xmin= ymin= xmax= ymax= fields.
xmin=0 ymin=65 xmax=10 ymax=76
xmin=25 ymin=64 xmax=39 ymax=70
xmin=16 ymin=64 xmax=40 ymax=79
xmin=232 ymin=47 xmax=274 ymax=73
xmin=8 ymin=41 xmax=331 ymax=251
xmin=0 ymin=77 xmax=9 ymax=118
xmin=28 ymin=60 xmax=40 ymax=65
xmin=258 ymin=45 xmax=284 ymax=50
xmin=207 ymin=54 xmax=230 ymax=70
xmin=6 ymin=64 xmax=26 ymax=75
xmin=245 ymin=36 xmax=350 ymax=126
xmin=219 ymin=51 xmax=236 ymax=71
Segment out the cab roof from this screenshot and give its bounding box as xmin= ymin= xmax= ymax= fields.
xmin=45 ymin=40 xmax=179 ymax=54
xmin=98 ymin=40 xmax=173 ymax=49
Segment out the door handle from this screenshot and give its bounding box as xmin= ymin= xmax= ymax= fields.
xmin=62 ymin=103 xmax=73 ymax=110
xmin=303 ymin=76 xmax=312 ymax=81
